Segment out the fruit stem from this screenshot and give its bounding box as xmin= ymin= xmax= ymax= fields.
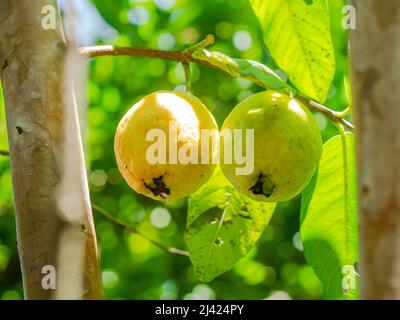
xmin=92 ymin=203 xmax=189 ymax=256
xmin=183 ymin=62 xmax=192 ymax=92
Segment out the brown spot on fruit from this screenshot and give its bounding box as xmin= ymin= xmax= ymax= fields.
xmin=249 ymin=173 xmax=275 ymax=198
xmin=144 ymin=176 xmax=171 ymax=200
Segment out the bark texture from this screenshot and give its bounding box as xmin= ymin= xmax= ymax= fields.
xmin=0 ymin=0 xmax=103 ymax=299
xmin=350 ymin=0 xmax=400 ymax=299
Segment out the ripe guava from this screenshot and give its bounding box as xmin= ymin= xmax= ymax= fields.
xmin=115 ymin=91 xmax=219 ymax=201
xmin=220 ymin=90 xmax=322 ymax=202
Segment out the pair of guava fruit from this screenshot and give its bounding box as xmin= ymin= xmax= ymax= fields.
xmin=114 ymin=90 xmax=322 ymax=203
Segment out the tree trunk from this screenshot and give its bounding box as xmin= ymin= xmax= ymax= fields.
xmin=350 ymin=0 xmax=400 ymax=299
xmin=0 ymin=0 xmax=103 ymax=299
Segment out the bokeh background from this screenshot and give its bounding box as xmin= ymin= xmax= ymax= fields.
xmin=0 ymin=0 xmax=349 ymax=300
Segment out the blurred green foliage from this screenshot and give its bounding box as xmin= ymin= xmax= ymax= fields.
xmin=0 ymin=0 xmax=349 ymax=300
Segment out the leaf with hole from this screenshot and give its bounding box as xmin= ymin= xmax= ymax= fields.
xmin=186 ymin=167 xmax=276 ymax=282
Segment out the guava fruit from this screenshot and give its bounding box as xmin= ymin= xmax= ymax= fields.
xmin=220 ymin=90 xmax=322 ymax=202
xmin=115 ymin=91 xmax=219 ymax=201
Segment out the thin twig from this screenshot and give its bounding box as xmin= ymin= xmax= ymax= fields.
xmin=0 ymin=150 xmax=9 ymax=156
xmin=91 ymin=203 xmax=189 ymax=257
xmin=78 ymin=35 xmax=215 ymax=71
xmin=334 ymin=105 xmax=353 ymax=118
xmin=0 ymin=154 xmax=188 ymax=255
xmin=298 ymin=97 xmax=355 ymax=132
xmin=79 ymin=35 xmax=354 ymax=131
xmin=79 ymin=34 xmax=215 ymax=62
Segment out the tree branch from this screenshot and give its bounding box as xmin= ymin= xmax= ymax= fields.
xmin=297 ymin=97 xmax=355 ymax=131
xmin=78 ymin=34 xmax=354 ymax=132
xmin=78 ymin=34 xmax=215 ymax=67
xmin=91 ymin=203 xmax=189 ymax=257
xmin=0 ymin=150 xmax=9 ymax=156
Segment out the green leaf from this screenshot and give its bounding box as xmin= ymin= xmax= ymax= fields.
xmin=300 ymin=133 xmax=359 ymax=299
xmin=186 ymin=167 xmax=276 ymax=282
xmin=250 ymin=0 xmax=335 ymax=103
xmin=193 ymin=49 xmax=296 ymax=94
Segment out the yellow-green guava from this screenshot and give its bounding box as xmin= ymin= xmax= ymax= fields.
xmin=115 ymin=91 xmax=219 ymax=201
xmin=220 ymin=90 xmax=322 ymax=202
